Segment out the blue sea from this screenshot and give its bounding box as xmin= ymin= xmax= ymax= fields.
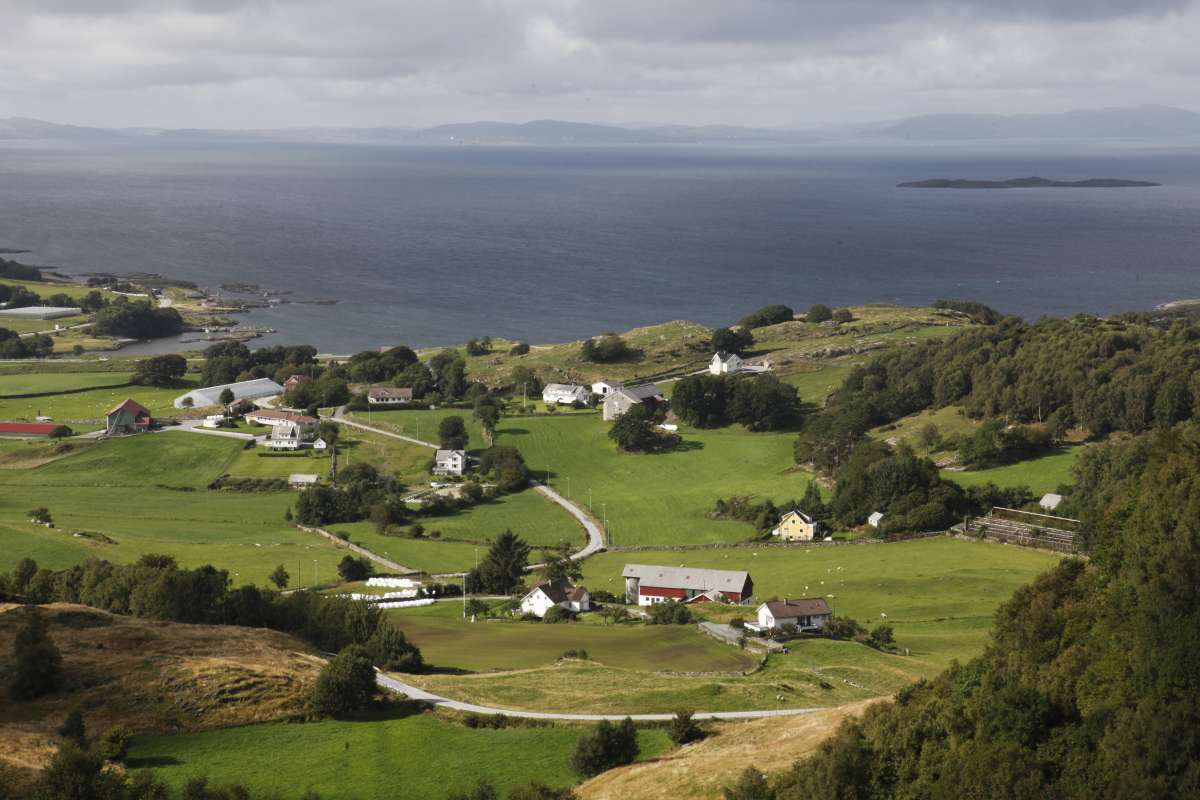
xmin=1 ymin=140 xmax=1198 ymax=353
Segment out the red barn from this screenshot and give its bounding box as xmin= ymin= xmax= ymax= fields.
xmin=0 ymin=421 xmax=70 ymax=438
xmin=622 ymin=564 xmax=754 ymax=606
xmin=106 ymin=399 xmax=153 ymax=435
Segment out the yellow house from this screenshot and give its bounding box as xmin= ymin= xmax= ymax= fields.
xmin=772 ymin=510 xmax=821 ymax=541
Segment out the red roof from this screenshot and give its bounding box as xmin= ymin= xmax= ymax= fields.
xmin=0 ymin=421 xmax=64 ymax=436
xmin=107 ymin=398 xmax=150 ymax=418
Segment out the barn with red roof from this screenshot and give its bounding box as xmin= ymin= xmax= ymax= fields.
xmin=106 ymin=399 xmax=153 ymax=436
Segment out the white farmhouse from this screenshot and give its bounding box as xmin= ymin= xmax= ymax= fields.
xmin=755 ymin=598 xmax=832 ymax=632
xmin=520 ymin=581 xmax=590 ymax=618
xmin=433 ymin=449 xmax=466 ymax=476
xmin=367 ymin=387 xmax=414 ymax=406
xmin=265 ymin=422 xmax=305 ymax=450
xmin=709 ymin=351 xmax=743 ymax=375
xmin=542 ymin=383 xmax=591 ymax=406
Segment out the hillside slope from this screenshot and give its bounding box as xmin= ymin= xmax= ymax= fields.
xmin=0 ymin=603 xmax=323 ymax=786
xmin=576 ymin=699 xmax=881 ymax=800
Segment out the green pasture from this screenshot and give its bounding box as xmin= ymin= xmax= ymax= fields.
xmin=781 ymin=363 xmax=855 ymax=405
xmin=345 ymin=408 xmax=477 ymax=448
xmin=943 ymin=447 xmax=1082 ymax=495
xmin=0 ymin=314 xmax=91 ymax=334
xmin=0 ymin=277 xmax=119 ymax=303
xmin=0 ymin=370 xmax=134 ymax=396
xmin=870 ymin=405 xmax=980 ymax=456
xmin=0 ymin=380 xmax=195 ymax=428
xmin=581 ymin=537 xmax=1060 ymax=669
xmin=0 ymin=434 xmax=347 ymax=585
xmin=128 ymin=713 xmax=670 ymax=800
xmin=337 ymin=427 xmax=435 ymax=486
xmin=496 ymin=414 xmax=810 ymax=546
xmin=333 ymin=489 xmax=585 ymax=573
xmin=226 ymin=445 xmax=332 ymax=479
xmin=387 ymin=601 xmax=757 ymax=673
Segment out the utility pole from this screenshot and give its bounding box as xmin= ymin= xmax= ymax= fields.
xmin=312 ymin=559 xmax=317 ymax=588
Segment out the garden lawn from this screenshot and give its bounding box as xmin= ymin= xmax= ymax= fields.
xmin=226 ymin=445 xmax=332 ymax=479
xmin=496 ymin=414 xmax=810 ymax=546
xmin=345 ymin=407 xmax=479 ymax=449
xmin=0 ymin=434 xmax=348 ymax=585
xmin=942 ymin=447 xmax=1082 ymax=495
xmin=338 ymin=428 xmax=435 ymax=486
xmin=127 ymin=713 xmax=671 ymax=800
xmin=0 ymin=371 xmax=134 ymax=396
xmin=386 ymin=601 xmax=758 ymax=673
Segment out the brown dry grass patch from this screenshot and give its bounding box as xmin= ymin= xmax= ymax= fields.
xmin=0 ymin=603 xmax=324 ymax=787
xmin=576 ymin=699 xmax=884 ymax=800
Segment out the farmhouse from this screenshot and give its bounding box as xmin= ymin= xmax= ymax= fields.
xmin=771 ymin=509 xmax=821 ymax=541
xmin=0 ymin=421 xmax=70 ymax=438
xmin=755 ymin=598 xmax=832 ymax=632
xmin=602 ymin=383 xmax=666 ymax=421
xmin=265 ymin=422 xmax=307 ymax=450
xmin=709 ymin=351 xmax=743 ymax=375
xmin=622 ymin=564 xmax=753 ymax=606
xmin=175 ymin=378 xmax=284 ymax=409
xmin=542 ymin=383 xmax=591 ymax=406
xmin=367 ymin=387 xmax=414 ymax=406
xmin=106 ymin=399 xmax=152 ymax=436
xmin=288 ymin=473 xmax=320 ymax=489
xmin=433 ymin=449 xmax=466 ymax=476
xmin=283 ymin=374 xmax=312 ymax=393
xmin=519 ymin=581 xmax=590 ymax=618
xmin=245 ymin=409 xmax=319 ymax=437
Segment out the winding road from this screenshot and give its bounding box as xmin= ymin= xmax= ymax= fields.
xmin=375 ymin=671 xmax=823 ymax=722
xmin=320 ymin=411 xmax=606 ymax=561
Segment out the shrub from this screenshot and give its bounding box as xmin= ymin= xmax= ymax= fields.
xmin=648 ymin=600 xmax=694 ymax=625
xmin=9 ymin=609 xmax=62 ymax=700
xmin=738 ymin=304 xmax=794 ymax=329
xmin=807 ymin=304 xmax=833 ymax=323
xmin=509 ymin=342 xmax=530 ymax=356
xmin=831 ymin=308 xmax=853 ymax=324
xmin=336 ymin=555 xmax=373 ymax=582
xmin=824 ymin=616 xmax=863 ymax=640
xmin=561 ymin=648 xmax=590 ymax=660
xmin=95 ymin=725 xmax=132 ymax=762
xmin=729 ymin=617 xmax=746 ymax=629
xmin=312 ymin=645 xmax=376 ymax=716
xmin=867 ymin=624 xmax=895 ymax=650
xmin=57 ymin=710 xmax=86 ymax=745
xmin=27 ymin=507 xmax=51 ymax=524
xmin=542 ymin=606 xmax=573 ymax=624
xmin=667 ymin=709 xmax=705 ymax=745
xmin=580 ymin=334 xmax=634 ymax=363
xmin=365 ymin=624 xmax=424 ymax=672
xmin=570 ymin=717 xmax=639 ymax=777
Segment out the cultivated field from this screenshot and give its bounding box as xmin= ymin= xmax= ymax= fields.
xmin=0 ymin=380 xmax=197 ymax=430
xmin=129 ymin=714 xmax=670 ymax=800
xmin=0 ymin=371 xmax=135 ymax=396
xmin=0 ymin=434 xmax=349 ymax=585
xmin=495 ymin=414 xmax=811 ymax=546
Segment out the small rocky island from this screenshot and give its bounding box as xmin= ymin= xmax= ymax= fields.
xmin=898 ymin=176 xmax=1161 ymax=189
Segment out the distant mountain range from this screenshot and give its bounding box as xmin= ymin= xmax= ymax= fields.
xmin=1 ymin=105 xmax=1198 ymax=146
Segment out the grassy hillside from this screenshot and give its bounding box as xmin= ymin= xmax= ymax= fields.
xmin=942 ymin=446 xmax=1082 ymax=495
xmin=495 ymin=414 xmax=811 ymax=546
xmin=0 ymin=381 xmax=196 ymax=430
xmin=0 ymin=603 xmax=323 ymax=787
xmin=576 ymin=700 xmax=881 ymax=800
xmin=128 ymin=714 xmax=671 ymax=800
xmin=0 ymin=435 xmax=349 ymax=585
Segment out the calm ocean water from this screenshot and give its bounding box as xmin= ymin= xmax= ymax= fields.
xmin=1 ymin=140 xmax=1198 ymax=353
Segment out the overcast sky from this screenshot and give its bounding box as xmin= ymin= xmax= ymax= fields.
xmin=2 ymin=0 xmax=1199 ymax=129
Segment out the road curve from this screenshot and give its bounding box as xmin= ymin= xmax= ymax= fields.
xmin=376 ymin=672 xmax=822 ymax=721
xmin=321 ymin=412 xmax=605 ymax=561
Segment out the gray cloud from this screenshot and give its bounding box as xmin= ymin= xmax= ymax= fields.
xmin=0 ymin=0 xmax=1196 ymax=128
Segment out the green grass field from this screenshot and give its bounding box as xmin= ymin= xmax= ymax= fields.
xmin=0 ymin=277 xmax=120 ymax=303
xmin=226 ymin=445 xmax=332 ymax=479
xmin=0 ymin=371 xmax=134 ymax=396
xmin=0 ymin=314 xmax=91 ymax=334
xmin=387 ymin=601 xmax=758 ymax=673
xmin=338 ymin=427 xmax=435 ymax=486
xmin=345 ymin=408 xmax=478 ymax=448
xmin=127 ymin=712 xmax=671 ymax=800
xmin=942 ymin=447 xmax=1082 ymax=495
xmin=870 ymin=405 xmax=980 ymax=456
xmin=0 ymin=434 xmax=349 ymax=585
xmin=0 ymin=380 xmax=196 ymax=430
xmin=495 ymin=414 xmax=810 ymax=546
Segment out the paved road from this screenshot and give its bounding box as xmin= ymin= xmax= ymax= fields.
xmin=376 ymin=672 xmax=822 ymax=721
xmin=322 ymin=413 xmax=606 ymax=560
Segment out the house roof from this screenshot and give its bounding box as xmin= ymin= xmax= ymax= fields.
xmin=272 ymin=423 xmax=302 ymax=439
xmin=249 ymin=409 xmax=318 ymax=424
xmin=435 ymin=449 xmax=465 ymax=460
xmin=1039 ymin=493 xmax=1064 ymax=510
xmin=107 ymin=398 xmax=150 ymax=418
xmin=712 ymin=351 xmax=739 ymax=363
xmin=529 ymin=580 xmax=587 ymax=604
xmin=611 ymin=383 xmax=663 ymax=402
xmin=288 ymin=473 xmax=319 ymax=484
xmin=868 ymin=511 xmax=885 ymax=522
xmin=0 ymin=421 xmax=64 ymax=435
xmin=761 ymin=598 xmax=832 ymax=618
xmin=543 ymin=383 xmax=586 ymax=394
xmin=779 ymin=509 xmax=816 ymax=525
xmin=623 ymin=563 xmax=750 ymax=593
xmin=284 ymin=374 xmax=311 ymax=386
xmin=368 ymin=386 xmax=413 ymax=399
xmin=175 ymin=378 xmax=284 ymax=409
